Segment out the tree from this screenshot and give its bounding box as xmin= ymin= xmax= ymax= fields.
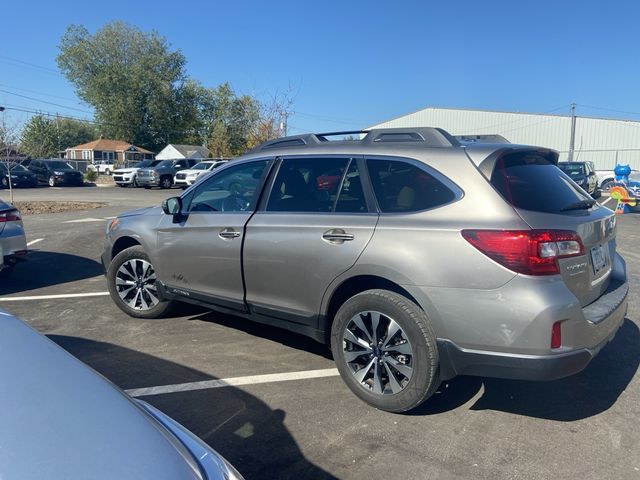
xmin=57 ymin=21 xmax=193 ymax=152
xmin=20 ymin=114 xmax=96 ymax=158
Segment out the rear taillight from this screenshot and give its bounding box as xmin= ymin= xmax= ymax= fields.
xmin=461 ymin=229 xmax=584 ymax=276
xmin=0 ymin=209 xmax=21 ymax=223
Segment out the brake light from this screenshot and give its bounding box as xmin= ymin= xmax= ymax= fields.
xmin=0 ymin=209 xmax=21 ymax=223
xmin=461 ymin=229 xmax=584 ymax=275
xmin=551 ymin=321 xmax=562 ymax=349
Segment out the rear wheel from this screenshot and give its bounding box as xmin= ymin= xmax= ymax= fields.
xmin=1 ymin=177 xmax=8 ymax=188
xmin=331 ymin=289 xmax=440 ymax=412
xmin=107 ymin=246 xmax=176 ymax=319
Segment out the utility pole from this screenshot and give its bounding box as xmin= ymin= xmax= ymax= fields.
xmin=568 ymin=103 xmax=577 ymax=161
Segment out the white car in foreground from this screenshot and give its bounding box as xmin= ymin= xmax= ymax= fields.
xmin=112 ymin=160 xmax=162 ymax=188
xmin=174 ymin=160 xmax=228 ymax=189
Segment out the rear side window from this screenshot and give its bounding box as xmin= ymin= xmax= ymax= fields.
xmin=267 ymin=157 xmax=350 ymax=212
xmin=367 ymin=159 xmax=456 ymax=213
xmin=491 ymin=152 xmax=592 ymax=214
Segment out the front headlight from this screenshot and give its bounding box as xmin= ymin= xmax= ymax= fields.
xmin=54 ymin=171 xmax=65 ymax=175
xmin=187 ymin=173 xmax=199 ymax=179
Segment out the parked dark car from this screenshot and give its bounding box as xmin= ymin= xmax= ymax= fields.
xmin=0 ymin=162 xmax=37 ymax=188
xmin=558 ymin=161 xmax=600 ymax=198
xmin=22 ymin=159 xmax=84 ymax=187
xmin=136 ymin=159 xmax=199 ymax=189
xmin=0 ymin=308 xmax=245 ymax=480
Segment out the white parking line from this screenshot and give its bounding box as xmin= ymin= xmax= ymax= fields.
xmin=0 ymin=292 xmax=109 ymax=302
xmin=26 ymin=238 xmax=44 ymax=247
xmin=125 ymin=368 xmax=340 ymax=398
xmin=62 ymin=218 xmax=107 ymax=223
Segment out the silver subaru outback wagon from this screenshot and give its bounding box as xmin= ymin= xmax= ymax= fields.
xmin=102 ymin=128 xmax=628 ymax=412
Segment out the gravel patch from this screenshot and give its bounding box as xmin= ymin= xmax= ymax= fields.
xmin=14 ymin=201 xmax=106 ymax=215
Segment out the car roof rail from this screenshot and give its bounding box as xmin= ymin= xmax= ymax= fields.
xmin=454 ymin=134 xmax=511 ymax=144
xmin=250 ymin=127 xmax=458 ymax=153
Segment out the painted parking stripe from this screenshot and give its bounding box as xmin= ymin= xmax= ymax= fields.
xmin=125 ymin=368 xmax=340 ymax=398
xmin=62 ymin=218 xmax=107 ymax=223
xmin=0 ymin=292 xmax=109 ymax=302
xmin=26 ymin=238 xmax=44 ymax=247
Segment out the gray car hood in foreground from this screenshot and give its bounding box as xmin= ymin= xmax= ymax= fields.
xmin=0 ymin=311 xmax=202 ymax=480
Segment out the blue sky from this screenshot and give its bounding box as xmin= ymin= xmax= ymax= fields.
xmin=2 ymin=0 xmax=640 ymax=135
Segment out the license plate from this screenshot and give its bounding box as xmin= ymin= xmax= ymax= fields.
xmin=590 ymin=245 xmax=607 ymax=274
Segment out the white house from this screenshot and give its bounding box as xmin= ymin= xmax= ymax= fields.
xmin=155 ymin=144 xmax=210 ymax=160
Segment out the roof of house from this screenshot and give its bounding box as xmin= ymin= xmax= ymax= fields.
xmin=168 ymin=144 xmax=210 ymax=158
xmin=66 ymin=139 xmax=153 ymax=154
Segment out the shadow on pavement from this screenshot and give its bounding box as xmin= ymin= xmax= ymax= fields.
xmin=412 ymin=319 xmax=640 ymax=421
xmin=188 ymin=309 xmax=334 ymax=360
xmin=0 ymin=251 xmax=103 ymax=295
xmin=48 ymin=335 xmax=338 ymax=480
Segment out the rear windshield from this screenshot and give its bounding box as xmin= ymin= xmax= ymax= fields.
xmin=558 ymin=163 xmax=585 ymax=177
xmin=491 ymin=152 xmax=592 ymax=214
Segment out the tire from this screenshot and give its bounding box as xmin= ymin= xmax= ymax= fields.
xmin=330 ymin=289 xmax=440 ymax=413
xmin=601 ymin=179 xmax=614 ymax=192
xmin=105 ymin=169 xmax=111 ymax=175
xmin=1 ymin=177 xmax=8 ymax=188
xmin=144 ymin=186 xmax=151 ymax=190
xmin=118 ymin=184 xmax=127 ymax=188
xmin=160 ymin=176 xmax=172 ymax=189
xmin=592 ymin=188 xmax=602 ymax=199
xmin=106 ymin=246 xmax=176 ymax=319
xmin=48 ymin=176 xmax=56 ymax=187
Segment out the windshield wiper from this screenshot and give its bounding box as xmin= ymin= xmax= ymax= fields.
xmin=560 ymin=199 xmax=596 ymax=212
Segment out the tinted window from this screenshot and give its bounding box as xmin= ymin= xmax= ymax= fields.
xmin=156 ymin=160 xmax=173 ymax=168
xmin=558 ymin=163 xmax=585 ymax=177
xmin=267 ymin=158 xmax=350 ymax=212
xmin=188 ymin=160 xmax=268 ymax=213
xmin=367 ymin=159 xmax=455 ymax=212
xmin=491 ymin=152 xmax=592 ymax=214
xmin=46 ymin=161 xmax=74 ymax=170
xmin=335 ymin=161 xmax=368 ymax=213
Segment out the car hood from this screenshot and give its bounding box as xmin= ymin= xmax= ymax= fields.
xmin=176 ymin=169 xmax=203 ymax=175
xmin=113 ymin=168 xmax=138 ymax=174
xmin=118 ymin=205 xmax=162 ymax=218
xmin=0 ymin=310 xmax=203 ymax=480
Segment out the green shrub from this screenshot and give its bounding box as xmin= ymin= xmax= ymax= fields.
xmin=84 ymin=169 xmax=98 ymax=182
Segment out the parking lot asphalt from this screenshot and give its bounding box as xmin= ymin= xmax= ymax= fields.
xmin=1 ymin=185 xmax=640 ymax=480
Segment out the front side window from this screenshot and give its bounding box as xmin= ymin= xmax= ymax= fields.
xmin=367 ymin=158 xmax=456 ymax=213
xmin=187 ymin=160 xmax=269 ymax=213
xmin=267 ymin=157 xmax=350 ymax=212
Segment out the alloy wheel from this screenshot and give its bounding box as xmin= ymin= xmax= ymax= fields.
xmin=115 ymin=258 xmax=160 ymax=311
xmin=342 ymin=311 xmax=413 ymax=395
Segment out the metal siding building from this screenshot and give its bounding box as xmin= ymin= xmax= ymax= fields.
xmin=369 ymin=107 xmax=640 ymax=170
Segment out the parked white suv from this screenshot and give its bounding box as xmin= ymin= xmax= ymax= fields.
xmin=174 ymin=160 xmax=227 ymax=189
xmin=112 ymin=160 xmax=162 ymax=188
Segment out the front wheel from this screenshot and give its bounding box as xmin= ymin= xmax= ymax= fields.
xmin=48 ymin=176 xmax=56 ymax=187
xmin=331 ymin=289 xmax=440 ymax=413
xmin=107 ymin=246 xmax=176 ymax=319
xmin=160 ymin=176 xmax=172 ymax=189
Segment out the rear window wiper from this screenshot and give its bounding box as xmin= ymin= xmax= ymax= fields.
xmin=560 ymin=199 xmax=596 ymax=212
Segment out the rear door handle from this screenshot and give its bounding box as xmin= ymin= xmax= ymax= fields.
xmin=219 ymin=228 xmax=240 ymax=239
xmin=322 ymin=229 xmax=354 ymax=244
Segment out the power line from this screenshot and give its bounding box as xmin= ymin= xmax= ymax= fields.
xmin=0 ymin=83 xmax=82 ymax=104
xmin=0 ymin=89 xmax=93 ymax=115
xmin=0 ymin=55 xmax=60 ymax=75
xmin=576 ymin=103 xmax=640 ymax=118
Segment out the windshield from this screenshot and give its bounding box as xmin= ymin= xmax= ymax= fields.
xmin=3 ymin=164 xmax=30 ymax=173
xmin=192 ymin=163 xmax=212 ymax=171
xmin=134 ymin=160 xmax=156 ymax=168
xmin=491 ymin=152 xmax=593 ymax=214
xmin=47 ymin=161 xmax=74 ymax=170
xmin=156 ymin=160 xmax=173 ymax=168
xmin=558 ymin=163 xmax=585 ymax=177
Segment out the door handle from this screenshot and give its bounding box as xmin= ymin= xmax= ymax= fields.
xmin=322 ymin=229 xmax=354 ymax=244
xmin=219 ymin=228 xmax=240 ymax=239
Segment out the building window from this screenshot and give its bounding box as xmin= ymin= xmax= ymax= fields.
xmin=70 ymin=150 xmax=76 ymax=160
xmin=82 ymin=150 xmax=91 ymax=160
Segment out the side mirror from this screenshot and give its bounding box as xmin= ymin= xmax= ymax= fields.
xmin=162 ymin=196 xmax=182 ymax=215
